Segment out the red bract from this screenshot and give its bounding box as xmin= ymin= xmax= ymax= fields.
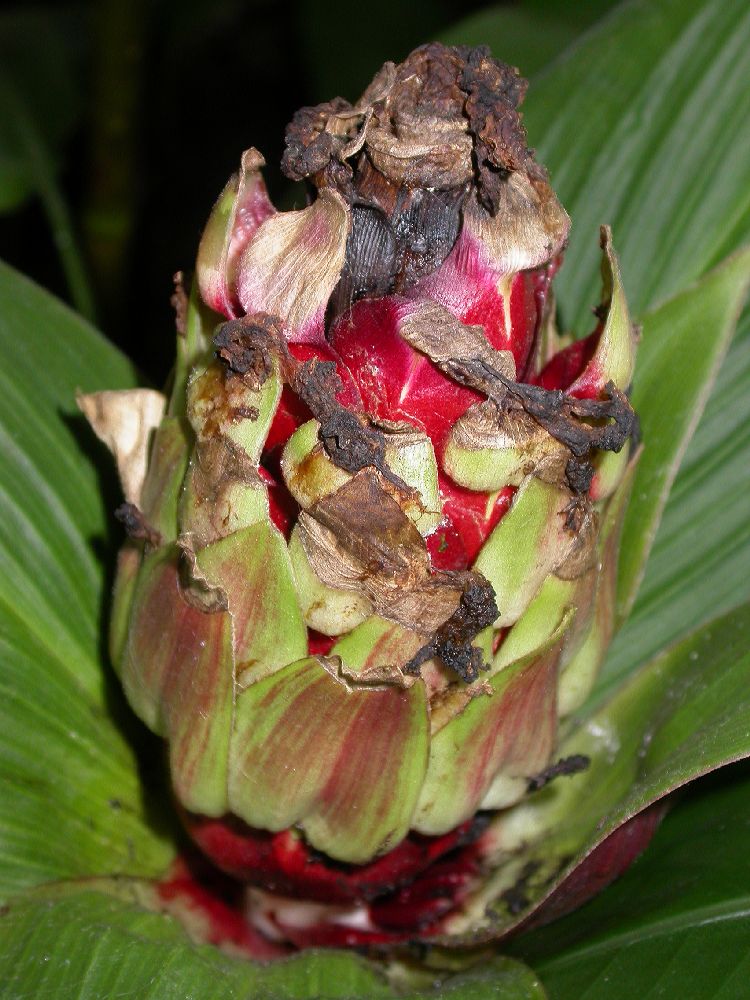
xmin=414 ymin=233 xmax=541 ymax=373
xmin=330 ymin=297 xmax=482 ymax=452
xmin=183 ymin=811 xmax=480 ymax=905
xmin=536 ymin=328 xmax=600 ymax=394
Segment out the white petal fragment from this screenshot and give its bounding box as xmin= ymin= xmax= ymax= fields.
xmin=463 ymin=173 xmax=570 ymax=276
xmin=237 ymin=189 xmax=351 ymax=342
xmin=77 ymin=389 xmax=166 ymax=504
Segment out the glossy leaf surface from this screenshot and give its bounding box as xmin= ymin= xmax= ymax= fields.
xmin=511 ymin=764 xmax=750 ymax=1000
xmin=0 ymin=261 xmax=172 ymax=895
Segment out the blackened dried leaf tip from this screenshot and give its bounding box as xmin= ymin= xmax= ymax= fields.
xmin=282 ymin=43 xmax=533 ymax=211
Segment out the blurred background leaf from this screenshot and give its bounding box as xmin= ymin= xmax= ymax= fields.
xmin=441 ymin=0 xmax=618 ymax=77
xmin=0 ymin=7 xmax=81 ymax=213
xmin=0 ymin=6 xmax=94 ymax=318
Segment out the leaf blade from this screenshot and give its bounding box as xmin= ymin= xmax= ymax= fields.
xmin=512 ymin=766 xmax=750 ymax=999
xmin=0 ymin=885 xmax=545 ymax=1000
xmin=0 ymin=260 xmax=173 ymax=894
xmin=449 ymin=602 xmax=750 ymax=941
xmin=525 ymin=0 xmax=750 ymax=324
xmin=617 ymin=247 xmax=750 ymax=622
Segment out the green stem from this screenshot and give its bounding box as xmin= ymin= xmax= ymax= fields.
xmin=0 ymin=73 xmax=96 ymax=322
xmin=82 ymin=0 xmax=147 ymax=323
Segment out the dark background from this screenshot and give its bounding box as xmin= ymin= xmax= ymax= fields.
xmin=0 ymin=0 xmax=612 ymax=380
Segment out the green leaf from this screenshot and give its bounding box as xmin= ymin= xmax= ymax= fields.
xmin=614 ymin=305 xmax=750 ymax=682
xmin=0 ymin=887 xmax=392 ymax=1000
xmin=524 ymin=0 xmax=750 ymax=323
xmin=0 ymin=886 xmax=545 ymax=999
xmin=619 ymin=249 xmax=750 ymax=613
xmin=452 ymin=602 xmax=750 ymax=940
xmin=511 ymin=763 xmax=750 ymax=999
xmin=440 ymin=1 xmax=618 ymax=79
xmin=495 ymin=0 xmax=750 ymax=691
xmin=605 ymin=250 xmax=750 ymax=692
xmin=0 ymin=260 xmax=172 ymax=894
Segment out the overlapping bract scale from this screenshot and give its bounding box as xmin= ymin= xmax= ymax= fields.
xmin=88 ymin=217 xmax=636 ymax=868
xmin=80 ymin=42 xmax=640 ymax=943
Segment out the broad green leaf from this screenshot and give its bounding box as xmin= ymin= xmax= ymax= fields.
xmin=612 ymin=307 xmax=750 ymax=685
xmin=511 ymin=764 xmax=750 ymax=999
xmin=446 ymin=602 xmax=750 ymax=939
xmin=440 ymin=0 xmax=618 ymax=79
xmin=524 ymin=0 xmax=750 ymax=323
xmin=604 ymin=250 xmax=750 ymax=691
xmin=0 ymin=260 xmax=172 ymax=893
xmin=0 ymin=888 xmax=391 ymax=1000
xmin=456 ymin=0 xmax=750 ymax=716
xmin=619 ymin=249 xmax=750 ymax=612
xmin=488 ymin=0 xmax=750 ymax=693
xmin=0 ymin=886 xmax=544 ymax=1000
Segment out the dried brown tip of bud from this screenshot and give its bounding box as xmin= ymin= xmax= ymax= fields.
xmin=280 ymin=42 xmax=568 ymax=320
xmin=213 ymin=315 xmax=281 ymax=387
xmin=281 ymin=42 xmax=531 ymax=215
xmin=114 ymin=502 xmax=163 ymax=549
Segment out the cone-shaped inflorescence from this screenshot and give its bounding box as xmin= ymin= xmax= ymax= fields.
xmin=81 ymin=43 xmax=639 ymax=948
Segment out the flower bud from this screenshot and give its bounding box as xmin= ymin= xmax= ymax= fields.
xmin=82 ymin=41 xmax=639 ymax=948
